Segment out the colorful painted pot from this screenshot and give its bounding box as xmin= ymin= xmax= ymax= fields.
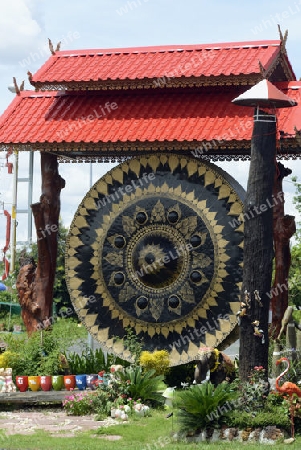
xmin=28 ymin=376 xmax=41 ymax=392
xmin=64 ymin=375 xmax=76 ymax=391
xmin=75 ymin=374 xmax=87 ymax=390
xmin=40 ymin=375 xmax=52 ymax=391
xmin=86 ymin=374 xmax=98 ymax=390
xmin=51 ymin=375 xmax=64 ymax=391
xmin=98 ymin=373 xmax=109 ymax=386
xmin=15 ymin=376 xmax=28 ymax=392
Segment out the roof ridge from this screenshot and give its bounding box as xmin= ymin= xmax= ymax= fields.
xmin=54 ymin=40 xmax=281 ymax=57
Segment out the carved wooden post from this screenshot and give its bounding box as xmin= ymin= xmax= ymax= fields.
xmin=16 ymin=152 xmax=65 ymax=333
xmin=239 ymin=111 xmax=275 ymax=382
xmin=270 ymin=162 xmax=296 ymax=338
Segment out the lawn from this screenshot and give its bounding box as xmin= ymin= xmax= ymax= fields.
xmin=1 ymin=410 xmax=301 ymax=450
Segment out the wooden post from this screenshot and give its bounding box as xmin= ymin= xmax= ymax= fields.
xmin=16 ymin=152 xmax=65 ymax=333
xmin=239 ymin=111 xmax=276 ymax=382
xmin=286 ymin=322 xmax=297 ymax=362
xmin=270 ymin=162 xmax=296 ymax=338
xmin=296 ymin=327 xmax=301 ymax=352
xmin=272 ymin=341 xmax=282 ymax=378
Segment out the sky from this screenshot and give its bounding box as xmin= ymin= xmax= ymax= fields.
xmin=0 ymin=0 xmax=301 ymax=260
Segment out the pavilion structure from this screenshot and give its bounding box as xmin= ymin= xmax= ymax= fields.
xmin=0 ymin=33 xmax=301 ymax=364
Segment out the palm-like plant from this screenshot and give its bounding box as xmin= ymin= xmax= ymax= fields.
xmin=175 ymin=382 xmax=237 ymax=434
xmin=117 ymin=366 xmax=164 ymax=404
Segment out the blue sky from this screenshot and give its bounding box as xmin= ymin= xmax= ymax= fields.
xmin=0 ymin=0 xmax=300 ymax=252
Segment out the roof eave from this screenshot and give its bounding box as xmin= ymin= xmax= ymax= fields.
xmin=30 ymin=73 xmax=267 ymax=92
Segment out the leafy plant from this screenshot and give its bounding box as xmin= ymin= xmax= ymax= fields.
xmin=226 ymin=390 xmax=291 ymax=432
xmin=122 ymin=327 xmax=143 ymax=366
xmin=175 ymin=381 xmax=237 ymax=434
xmin=227 ymin=407 xmax=290 ymax=432
xmin=231 ymin=365 xmax=269 ymax=412
xmin=116 ymin=366 xmax=164 ymax=405
xmin=67 ymin=347 xmax=127 ymax=374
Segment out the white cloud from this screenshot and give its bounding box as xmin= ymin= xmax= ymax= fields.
xmin=0 ymin=0 xmax=43 ymax=63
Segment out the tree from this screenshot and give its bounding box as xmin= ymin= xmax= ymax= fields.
xmin=16 ymin=153 xmax=65 ymax=333
xmin=15 ymin=219 xmax=74 ymax=324
xmin=289 ymin=242 xmax=301 ymax=307
xmin=53 ymin=220 xmax=75 ymax=317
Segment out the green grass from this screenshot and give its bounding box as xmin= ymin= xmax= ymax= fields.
xmin=0 ymin=410 xmax=301 ymax=449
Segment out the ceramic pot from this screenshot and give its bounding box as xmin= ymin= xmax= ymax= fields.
xmin=86 ymin=374 xmax=98 ymax=390
xmin=15 ymin=375 xmax=28 ymax=392
xmin=28 ymin=376 xmax=40 ymax=392
xmin=64 ymin=375 xmax=76 ymax=391
xmin=75 ymin=374 xmax=87 ymax=390
xmin=51 ymin=375 xmax=64 ymax=391
xmin=40 ymin=375 xmax=52 ymax=391
xmin=98 ymin=373 xmax=109 ymax=386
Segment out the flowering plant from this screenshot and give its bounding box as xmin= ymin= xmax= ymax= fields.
xmin=249 ymin=365 xmax=266 ymax=384
xmin=63 ymin=391 xmax=95 ymax=416
xmin=232 ymin=365 xmax=269 ymax=412
xmin=94 ymin=369 xmax=131 ymax=402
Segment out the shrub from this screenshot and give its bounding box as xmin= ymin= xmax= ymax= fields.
xmin=0 ymin=350 xmax=18 ymax=368
xmin=227 ymin=406 xmax=290 ymax=432
xmin=116 ymin=366 xmax=165 ymax=405
xmin=139 ymin=350 xmax=170 ymax=376
xmin=0 ymin=319 xmax=87 ymax=376
xmin=231 ymin=365 xmax=269 ymax=412
xmin=175 ymin=381 xmax=237 ymax=434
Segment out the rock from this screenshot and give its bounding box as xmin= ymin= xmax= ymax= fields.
xmin=222 ymin=427 xmax=238 ymax=441
xmin=283 ymin=437 xmax=295 ymax=444
xmin=261 ymin=426 xmax=284 ymax=444
xmin=241 ymin=428 xmax=252 ymax=441
xmin=189 ymin=426 xmax=285 ymax=444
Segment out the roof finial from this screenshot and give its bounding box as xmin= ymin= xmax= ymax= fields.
xmin=258 ymin=60 xmax=267 ymax=79
xmin=12 ymin=77 xmax=24 ymax=95
xmin=294 ymin=126 xmax=301 ymax=145
xmin=48 ymin=38 xmax=61 ymax=55
xmin=278 ymin=24 xmax=288 ymax=53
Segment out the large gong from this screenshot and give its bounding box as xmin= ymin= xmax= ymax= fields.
xmin=65 ymin=154 xmax=244 ymax=365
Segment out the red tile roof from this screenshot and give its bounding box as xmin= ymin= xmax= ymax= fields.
xmin=0 ymin=83 xmax=300 ymax=157
xmin=30 ymin=40 xmax=295 ymax=89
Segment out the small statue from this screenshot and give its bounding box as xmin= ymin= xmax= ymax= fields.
xmin=252 ymin=320 xmax=265 ymax=344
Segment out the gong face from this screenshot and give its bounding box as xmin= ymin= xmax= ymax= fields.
xmin=65 ymin=154 xmax=244 ymax=365
xmin=102 ymin=199 xmax=215 ymax=323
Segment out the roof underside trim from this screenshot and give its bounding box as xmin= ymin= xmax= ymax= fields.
xmin=32 ymin=74 xmax=265 ymax=91
xmin=1 ymin=139 xmax=300 ymax=162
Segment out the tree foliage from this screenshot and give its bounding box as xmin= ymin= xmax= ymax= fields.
xmin=52 ymin=220 xmax=74 ymax=317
